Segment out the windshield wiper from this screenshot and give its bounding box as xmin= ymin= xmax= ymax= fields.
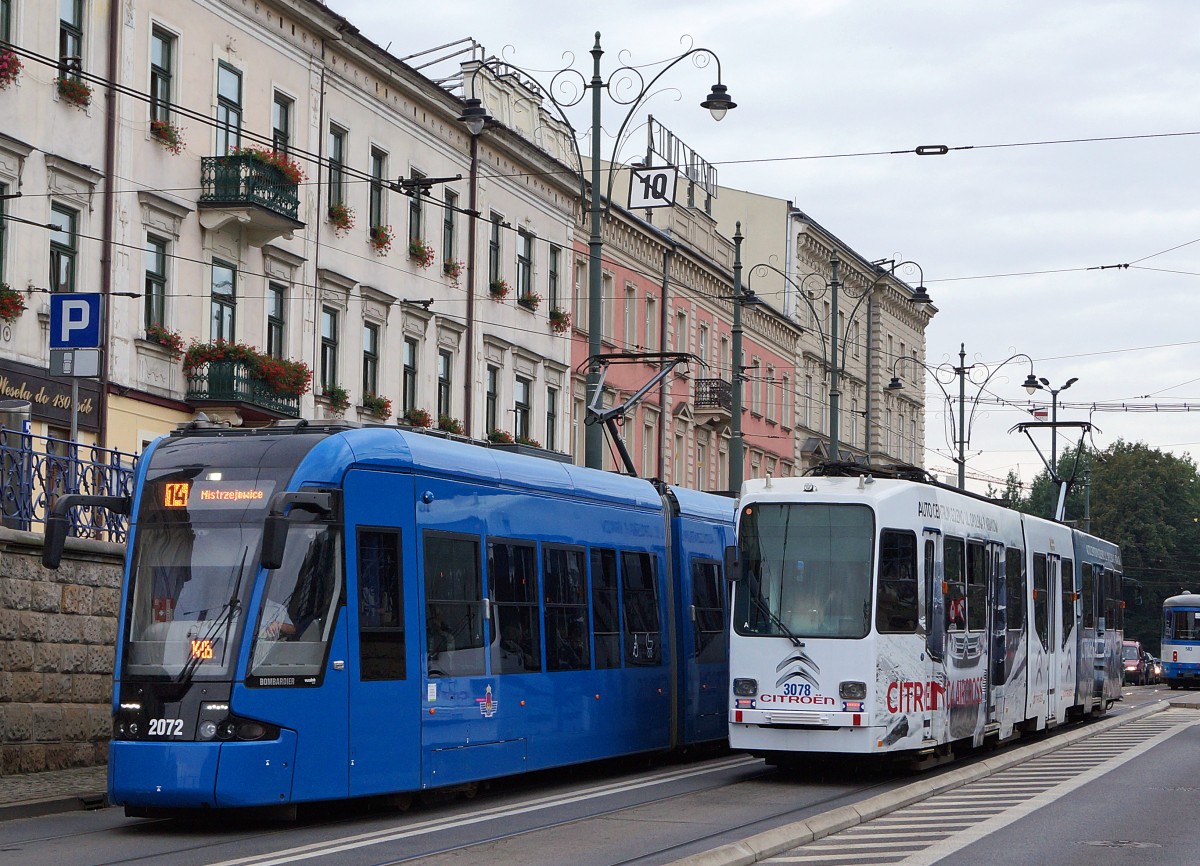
xmin=177 ymin=547 xmax=250 ymax=684
xmin=747 ymin=570 xmax=804 ymax=647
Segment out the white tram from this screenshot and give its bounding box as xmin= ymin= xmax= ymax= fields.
xmin=728 ymin=466 xmax=1124 ymax=763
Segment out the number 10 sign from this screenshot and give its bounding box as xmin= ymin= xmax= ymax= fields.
xmin=628 ymin=164 xmax=679 ymax=210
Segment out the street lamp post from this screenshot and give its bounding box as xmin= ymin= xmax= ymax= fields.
xmin=744 ymin=255 xmax=930 ymax=466
xmin=459 ymin=34 xmax=736 ymax=469
xmin=1034 ymin=376 xmax=1078 ymax=473
xmin=730 ymin=224 xmax=745 ymax=493
xmin=888 ymin=343 xmax=1039 ymax=488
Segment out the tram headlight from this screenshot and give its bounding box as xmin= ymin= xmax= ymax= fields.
xmin=839 ymin=681 xmax=867 ymax=700
xmin=198 ymin=720 xmax=218 ymax=740
xmin=236 ymin=722 xmax=268 ymax=741
xmin=733 ymin=678 xmax=758 ymax=697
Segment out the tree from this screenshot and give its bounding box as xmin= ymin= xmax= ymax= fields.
xmin=1016 ymin=439 xmax=1200 ymax=654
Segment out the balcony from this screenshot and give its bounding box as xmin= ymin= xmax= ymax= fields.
xmin=694 ymin=377 xmax=733 ymax=426
xmin=197 ymin=154 xmax=304 ymax=246
xmin=185 ymin=360 xmax=301 ymax=425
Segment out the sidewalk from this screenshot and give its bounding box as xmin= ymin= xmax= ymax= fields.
xmin=2 ymin=691 xmax=1197 ymax=825
xmin=0 ymin=765 xmax=107 ymax=820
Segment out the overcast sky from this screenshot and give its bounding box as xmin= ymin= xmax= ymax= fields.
xmin=326 ymin=0 xmax=1200 ymax=493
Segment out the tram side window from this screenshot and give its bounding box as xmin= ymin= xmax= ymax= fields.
xmin=966 ymin=541 xmax=987 ymax=632
xmin=489 ymin=539 xmax=541 ymax=674
xmin=424 ymin=532 xmax=485 ymax=676
xmin=1005 ymin=547 xmax=1025 ymax=631
xmin=1174 ymin=610 xmax=1200 ymax=640
xmin=1060 ymin=558 xmax=1074 ymax=647
xmin=691 ymin=558 xmax=726 ymax=660
xmin=621 ymin=551 xmax=662 ymax=665
xmin=876 ymin=530 xmax=918 ymax=633
xmin=1032 ymin=553 xmax=1049 ymax=649
xmin=544 ymin=545 xmax=590 ymax=671
xmin=1082 ymin=563 xmax=1096 ymax=629
xmin=591 ymin=548 xmax=622 ymax=669
xmin=1106 ymin=570 xmax=1123 ymax=631
xmin=358 ymin=529 xmax=405 ymax=681
xmin=945 ymin=536 xmax=966 ymax=632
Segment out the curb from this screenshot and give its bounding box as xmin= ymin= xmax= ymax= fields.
xmin=667 ymin=698 xmax=1184 ymax=866
xmin=0 ymin=792 xmax=107 ymax=822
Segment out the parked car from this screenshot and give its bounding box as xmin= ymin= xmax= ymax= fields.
xmin=1123 ymin=640 xmax=1149 ymax=685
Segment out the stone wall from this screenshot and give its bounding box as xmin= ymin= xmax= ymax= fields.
xmin=0 ymin=528 xmax=124 ymax=775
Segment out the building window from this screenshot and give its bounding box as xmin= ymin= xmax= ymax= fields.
xmin=545 ymin=387 xmax=558 ymax=452
xmin=408 ymin=169 xmax=425 ymax=243
xmin=402 ymin=338 xmax=418 ymax=413
xmin=144 ymin=236 xmax=167 ymax=329
xmin=781 ymin=374 xmax=792 ymax=430
xmin=267 ymin=283 xmax=286 ymax=358
xmin=363 ymin=322 xmax=380 ymax=396
xmin=150 ymin=28 xmax=174 ymax=123
xmin=59 ymin=0 xmax=83 ymax=78
xmin=210 ymin=260 xmax=235 ymax=341
xmin=488 ymin=213 xmax=502 ymax=284
xmin=766 ymin=366 xmax=776 ymax=423
xmin=216 ymin=62 xmax=242 ymax=154
xmin=623 ymin=285 xmax=636 ymax=348
xmin=750 ymin=358 xmax=761 ymax=415
xmin=804 ymin=376 xmax=813 ymax=427
xmin=698 ymin=323 xmax=709 ymax=368
xmin=516 ymin=229 xmax=533 ymax=297
xmin=643 ymin=421 xmax=654 ymax=478
xmin=573 ymin=259 xmax=587 ymax=332
xmin=485 ymin=366 xmax=499 ymax=433
xmin=272 ymin=92 xmax=292 ymax=153
xmin=644 ymin=295 xmax=657 ymax=351
xmin=443 ymin=190 xmax=457 ymax=264
xmin=49 ymin=204 xmax=78 ymax=293
xmin=514 ymin=376 xmax=531 ymax=440
xmin=849 ymin=399 xmax=858 ymax=448
xmin=0 ymin=182 xmax=7 ymax=281
xmin=1 ymin=0 xmax=12 ymax=43
xmin=369 ymin=147 xmax=387 ymax=231
xmin=437 ymin=350 xmax=452 ymax=417
xmin=328 ymin=124 xmax=346 ymax=207
xmin=601 ymin=273 xmax=615 ymax=342
xmin=320 ymin=307 xmax=338 ymax=391
xmin=674 ymin=310 xmax=687 ymax=353
xmin=548 ymin=245 xmax=560 ymax=308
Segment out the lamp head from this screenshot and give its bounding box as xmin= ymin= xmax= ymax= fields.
xmin=887 ymin=376 xmax=904 ymax=391
xmin=1064 ymin=377 xmax=1078 ymax=390
xmin=1023 ymin=374 xmax=1040 ymax=395
xmin=700 ymin=83 xmax=736 ymax=121
xmin=910 ymin=284 xmax=932 ymax=304
xmin=457 ymin=98 xmax=490 ymax=136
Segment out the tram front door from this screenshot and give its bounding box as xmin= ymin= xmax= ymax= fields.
xmin=345 ymin=470 xmax=423 ymax=797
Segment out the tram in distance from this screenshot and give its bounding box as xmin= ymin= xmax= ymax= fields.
xmin=727 ymin=463 xmax=1124 ymax=766
xmin=1162 ymin=590 xmax=1200 ymax=688
xmin=43 ymin=420 xmax=736 ymax=815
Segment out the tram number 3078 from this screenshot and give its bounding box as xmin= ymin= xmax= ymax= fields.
xmin=781 ymin=683 xmax=812 ymax=697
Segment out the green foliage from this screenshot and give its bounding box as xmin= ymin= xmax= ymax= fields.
xmin=1008 ymin=439 xmax=1200 ymax=654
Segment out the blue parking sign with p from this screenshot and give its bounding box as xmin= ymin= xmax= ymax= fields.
xmin=50 ymin=293 xmax=102 ymax=349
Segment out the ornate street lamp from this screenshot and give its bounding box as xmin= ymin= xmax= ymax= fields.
xmin=458 ymin=33 xmax=736 ymax=469
xmin=888 ymin=344 xmax=1038 ymax=489
xmin=746 ymin=255 xmax=930 ymax=467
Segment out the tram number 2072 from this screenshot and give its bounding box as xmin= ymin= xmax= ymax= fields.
xmin=149 ymin=718 xmax=184 ymax=737
xmin=781 ymin=683 xmax=813 ymax=697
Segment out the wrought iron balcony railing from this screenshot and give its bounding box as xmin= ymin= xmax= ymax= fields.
xmin=694 ymin=377 xmax=733 ymax=412
xmin=199 ymin=154 xmax=301 ymax=222
xmin=0 ymin=427 xmax=135 ymax=541
xmin=185 ymin=360 xmax=301 ymax=418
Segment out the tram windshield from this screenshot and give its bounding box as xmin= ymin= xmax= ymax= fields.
xmin=124 ymin=523 xmax=260 ymax=679
xmin=1168 ymin=609 xmax=1200 ymax=640
xmin=735 ymin=503 xmax=873 ymax=639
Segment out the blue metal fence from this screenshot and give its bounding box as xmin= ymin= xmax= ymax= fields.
xmin=0 ymin=427 xmax=136 ymax=542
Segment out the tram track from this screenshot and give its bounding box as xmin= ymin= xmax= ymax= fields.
xmin=1 ymin=690 xmax=1172 ymax=866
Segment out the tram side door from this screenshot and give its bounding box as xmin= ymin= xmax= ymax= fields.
xmin=1046 ymin=555 xmax=1060 ymax=718
xmin=345 ymin=470 xmax=423 ymax=797
xmin=922 ymin=530 xmax=945 ymax=742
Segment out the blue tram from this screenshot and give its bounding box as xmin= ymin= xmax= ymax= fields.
xmin=1162 ymin=590 xmax=1200 ymax=688
xmin=45 ymin=421 xmax=735 ymax=814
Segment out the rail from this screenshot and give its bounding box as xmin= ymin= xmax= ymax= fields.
xmin=0 ymin=427 xmax=136 ymax=542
